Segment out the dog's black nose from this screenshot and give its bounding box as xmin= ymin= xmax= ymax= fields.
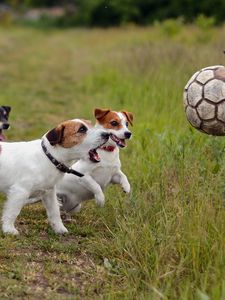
xmin=2 ymin=123 xmax=9 ymax=130
xmin=101 ymin=132 xmax=109 ymax=140
xmin=124 ymin=131 xmax=132 ymax=139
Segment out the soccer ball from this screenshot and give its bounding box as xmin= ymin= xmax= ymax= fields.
xmin=184 ymin=65 xmax=225 ymax=136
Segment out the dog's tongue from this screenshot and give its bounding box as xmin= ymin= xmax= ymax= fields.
xmin=117 ymin=139 xmax=125 ymax=148
xmin=89 ymin=149 xmax=101 ymax=163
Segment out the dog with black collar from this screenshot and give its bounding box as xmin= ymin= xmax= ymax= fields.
xmin=57 ymin=108 xmax=133 ymax=214
xmin=0 ymin=118 xmax=109 ymax=235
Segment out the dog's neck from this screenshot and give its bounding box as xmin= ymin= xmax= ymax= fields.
xmin=41 ymin=137 xmax=79 ymax=166
xmin=41 ymin=139 xmax=84 ymax=177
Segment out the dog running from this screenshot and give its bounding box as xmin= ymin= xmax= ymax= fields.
xmin=57 ymin=108 xmax=133 ymax=214
xmin=0 ymin=119 xmax=109 ymax=234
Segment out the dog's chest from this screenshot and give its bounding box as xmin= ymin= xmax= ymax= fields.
xmin=90 ymin=163 xmax=120 ymax=189
xmin=91 ymin=150 xmax=121 ymax=188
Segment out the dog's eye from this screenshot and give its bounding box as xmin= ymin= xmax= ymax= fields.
xmin=110 ymin=121 xmax=118 ymax=127
xmin=126 ymin=122 xmax=129 ymax=127
xmin=78 ymin=125 xmax=87 ymax=133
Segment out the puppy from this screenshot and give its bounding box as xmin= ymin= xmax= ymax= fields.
xmin=0 ymin=106 xmax=11 ymax=141
xmin=57 ymin=108 xmax=133 ymax=214
xmin=0 ymin=119 xmax=109 ymax=234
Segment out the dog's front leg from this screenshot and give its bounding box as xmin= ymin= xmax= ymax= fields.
xmin=2 ymin=186 xmax=29 ymax=235
xmin=112 ymin=171 xmax=131 ymax=193
xmin=42 ymin=188 xmax=68 ymax=234
xmin=79 ymin=174 xmax=105 ymax=207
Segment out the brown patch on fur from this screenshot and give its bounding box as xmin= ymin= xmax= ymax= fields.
xmin=46 ymin=120 xmax=88 ymax=148
xmin=122 ymin=111 xmax=133 ymax=126
xmin=60 ymin=120 xmax=88 ymax=148
xmin=94 ymin=109 xmax=123 ymax=130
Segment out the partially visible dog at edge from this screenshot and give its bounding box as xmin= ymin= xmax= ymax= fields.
xmin=57 ymin=108 xmax=133 ymax=215
xmin=0 ymin=118 xmax=109 ymax=235
xmin=0 ymin=106 xmax=11 ymax=141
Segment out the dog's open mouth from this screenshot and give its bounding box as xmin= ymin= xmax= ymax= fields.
xmin=110 ymin=134 xmax=126 ymax=148
xmin=89 ymin=148 xmax=101 ymax=163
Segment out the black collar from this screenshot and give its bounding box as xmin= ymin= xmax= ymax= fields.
xmin=41 ymin=140 xmax=84 ymax=178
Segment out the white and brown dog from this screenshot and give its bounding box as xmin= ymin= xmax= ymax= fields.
xmin=0 ymin=119 xmax=109 ymax=235
xmin=56 ymin=108 xmax=133 ymax=214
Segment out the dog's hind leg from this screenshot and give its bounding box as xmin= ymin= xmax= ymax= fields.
xmin=2 ymin=186 xmax=29 ymax=235
xmin=42 ymin=188 xmax=68 ymax=234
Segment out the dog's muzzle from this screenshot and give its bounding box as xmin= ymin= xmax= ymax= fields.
xmin=89 ymin=132 xmax=110 ymax=163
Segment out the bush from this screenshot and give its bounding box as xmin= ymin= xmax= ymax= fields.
xmin=160 ymin=17 xmax=184 ymax=37
xmin=195 ymin=14 xmax=215 ymax=30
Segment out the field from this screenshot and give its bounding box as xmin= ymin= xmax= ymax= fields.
xmin=0 ymin=24 xmax=225 ymax=299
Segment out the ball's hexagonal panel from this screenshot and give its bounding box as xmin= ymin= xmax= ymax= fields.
xmin=186 ymin=106 xmax=201 ymax=128
xmin=204 ymin=79 xmax=225 ymax=103
xmin=197 ymin=101 xmax=215 ymax=120
xmin=184 ymin=70 xmax=200 ymax=90
xmin=202 ymin=65 xmax=223 ymax=71
xmin=201 ymin=120 xmax=225 ymax=136
xmin=217 ymin=101 xmax=225 ymax=122
xmin=214 ymin=66 xmax=225 ymax=82
xmin=183 ymin=91 xmax=188 ymax=107
xmin=196 ymin=70 xmax=214 ymax=84
xmin=187 ymin=82 xmax=203 ymax=107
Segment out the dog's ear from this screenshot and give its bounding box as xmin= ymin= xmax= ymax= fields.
xmin=2 ymin=106 xmax=11 ymax=116
xmin=94 ymin=108 xmax=110 ymax=121
xmin=46 ymin=125 xmax=65 ymax=146
xmin=122 ymin=111 xmax=133 ymax=126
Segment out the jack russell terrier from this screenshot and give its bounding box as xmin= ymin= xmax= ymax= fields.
xmin=56 ymin=108 xmax=133 ymax=214
xmin=0 ymin=119 xmax=109 ymax=235
xmin=0 ymin=106 xmax=11 ymax=141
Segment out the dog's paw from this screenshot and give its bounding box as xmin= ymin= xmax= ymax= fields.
xmin=53 ymin=224 xmax=68 ymax=234
xmin=95 ymin=192 xmax=105 ymax=207
xmin=61 ymin=212 xmax=72 ymax=223
xmin=122 ymin=182 xmax=131 ymax=193
xmin=2 ymin=226 xmax=19 ymax=235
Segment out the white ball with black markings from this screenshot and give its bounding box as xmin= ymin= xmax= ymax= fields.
xmin=184 ymin=65 xmax=225 ymax=135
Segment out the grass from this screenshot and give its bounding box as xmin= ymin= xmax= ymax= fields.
xmin=0 ymin=24 xmax=225 ymax=299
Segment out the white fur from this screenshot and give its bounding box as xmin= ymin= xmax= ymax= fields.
xmin=0 ymin=119 xmax=108 ymax=235
xmin=56 ymin=112 xmax=131 ymax=213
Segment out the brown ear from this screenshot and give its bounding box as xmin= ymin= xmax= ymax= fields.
xmin=94 ymin=108 xmax=110 ymax=121
xmin=122 ymin=111 xmax=133 ymax=126
xmin=46 ymin=125 xmax=65 ymax=146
